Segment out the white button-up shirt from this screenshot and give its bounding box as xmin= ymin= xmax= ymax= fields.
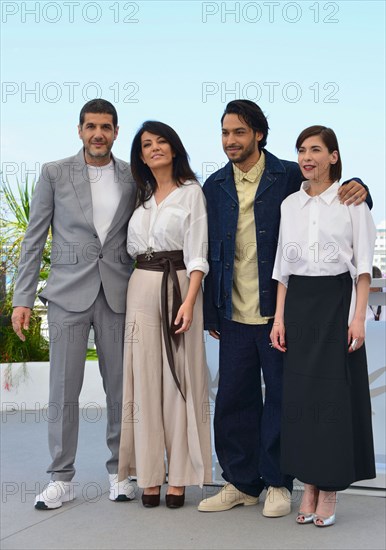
xmin=127 ymin=180 xmax=209 ymax=277
xmin=272 ymin=181 xmax=376 ymax=323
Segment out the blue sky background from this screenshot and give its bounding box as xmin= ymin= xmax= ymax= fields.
xmin=1 ymin=0 xmax=385 ymax=224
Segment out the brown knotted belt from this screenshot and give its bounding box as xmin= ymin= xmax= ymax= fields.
xmin=136 ymin=250 xmax=186 ymax=401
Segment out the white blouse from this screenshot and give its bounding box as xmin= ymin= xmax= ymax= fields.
xmin=127 ymin=180 xmax=209 ymax=277
xmin=272 ymin=181 xmax=376 ymax=323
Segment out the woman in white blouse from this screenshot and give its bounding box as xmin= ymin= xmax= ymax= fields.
xmin=117 ymin=121 xmax=212 ymax=508
xmin=270 ymin=126 xmax=376 ymax=527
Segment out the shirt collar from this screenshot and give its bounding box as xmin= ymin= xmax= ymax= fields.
xmin=299 ymin=180 xmax=340 ymax=208
xmin=233 ymin=151 xmax=265 ymax=183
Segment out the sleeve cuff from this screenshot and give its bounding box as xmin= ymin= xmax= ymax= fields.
xmin=272 ymin=270 xmax=289 ymax=287
xmin=356 ymin=263 xmax=372 ymax=281
xmin=186 ymin=258 xmax=209 ymax=278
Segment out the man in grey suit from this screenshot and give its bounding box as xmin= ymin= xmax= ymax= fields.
xmin=11 ymin=99 xmax=137 ymax=510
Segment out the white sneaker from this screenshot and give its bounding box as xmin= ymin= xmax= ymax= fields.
xmin=35 ymin=481 xmax=76 ymax=510
xmin=109 ymin=474 xmax=136 ymax=502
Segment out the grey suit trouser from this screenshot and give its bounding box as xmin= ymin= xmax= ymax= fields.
xmin=46 ymin=287 xmax=125 ymax=481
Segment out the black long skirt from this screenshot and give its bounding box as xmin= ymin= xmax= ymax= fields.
xmin=281 ymin=272 xmax=376 ymax=488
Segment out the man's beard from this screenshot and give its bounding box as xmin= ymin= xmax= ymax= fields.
xmin=226 ymin=140 xmax=256 ymax=165
xmin=87 ymin=145 xmax=111 ymax=159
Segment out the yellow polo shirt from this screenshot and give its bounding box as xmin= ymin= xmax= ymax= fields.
xmin=232 ymin=152 xmax=271 ymax=325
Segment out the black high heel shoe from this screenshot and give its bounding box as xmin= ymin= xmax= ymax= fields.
xmin=141 ymin=487 xmax=160 ymax=508
xmin=165 ymin=488 xmax=185 ymax=509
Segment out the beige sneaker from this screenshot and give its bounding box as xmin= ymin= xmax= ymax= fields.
xmin=198 ymin=483 xmax=259 ymax=512
xmin=262 ymin=486 xmax=291 ymax=517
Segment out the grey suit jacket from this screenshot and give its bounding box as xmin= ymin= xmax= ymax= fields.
xmin=13 ymin=149 xmax=136 ymax=313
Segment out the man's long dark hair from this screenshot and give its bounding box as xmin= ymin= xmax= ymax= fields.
xmin=130 ymin=121 xmax=197 ymax=207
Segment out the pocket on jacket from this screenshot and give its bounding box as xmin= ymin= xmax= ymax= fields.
xmin=50 ymin=251 xmax=78 ymax=265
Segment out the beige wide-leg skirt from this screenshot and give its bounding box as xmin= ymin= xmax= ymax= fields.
xmin=118 ymin=269 xmax=212 ymax=488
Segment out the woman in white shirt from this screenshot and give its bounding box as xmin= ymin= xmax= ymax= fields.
xmin=270 ymin=126 xmax=376 ymax=527
xmin=117 ymin=121 xmax=211 ymax=508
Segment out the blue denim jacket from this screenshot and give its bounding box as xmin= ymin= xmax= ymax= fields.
xmin=203 ymin=149 xmax=369 ymax=331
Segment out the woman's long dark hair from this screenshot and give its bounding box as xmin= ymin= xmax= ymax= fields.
xmin=130 ymin=121 xmax=197 ymax=207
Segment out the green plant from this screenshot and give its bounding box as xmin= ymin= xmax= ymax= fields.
xmin=0 ymin=178 xmax=51 ymax=364
xmin=0 ymin=311 xmax=49 ymax=363
xmin=0 ymin=178 xmax=51 ymax=290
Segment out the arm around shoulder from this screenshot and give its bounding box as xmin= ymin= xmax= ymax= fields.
xmin=339 ymin=177 xmax=373 ymax=209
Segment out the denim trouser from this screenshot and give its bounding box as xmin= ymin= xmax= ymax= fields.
xmin=214 ymin=318 xmax=293 ymax=497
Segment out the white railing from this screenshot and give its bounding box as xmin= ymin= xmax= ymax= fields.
xmin=368 ymin=277 xmax=386 ymax=306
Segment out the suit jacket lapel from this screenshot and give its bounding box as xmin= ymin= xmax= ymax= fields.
xmin=105 ymin=157 xmax=132 ymax=240
xmin=71 ymin=149 xmax=96 ymax=232
xmin=71 ymin=149 xmax=133 ymax=242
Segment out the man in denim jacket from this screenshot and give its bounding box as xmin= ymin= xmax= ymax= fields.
xmin=198 ymin=100 xmax=369 ymax=516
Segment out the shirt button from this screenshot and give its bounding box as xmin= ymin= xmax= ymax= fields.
xmin=99 ymin=254 xmax=103 ymax=259
xmin=226 ymin=232 xmax=231 ymax=239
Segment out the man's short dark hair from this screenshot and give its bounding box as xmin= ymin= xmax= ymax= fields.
xmin=79 ymin=99 xmax=118 ymax=128
xmin=221 ymin=100 xmax=269 ymax=150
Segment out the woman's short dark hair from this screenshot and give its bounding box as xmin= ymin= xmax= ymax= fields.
xmin=130 ymin=121 xmax=197 ymax=207
xmin=79 ymin=99 xmax=118 ymax=128
xmin=295 ymin=125 xmax=342 ymax=181
xmin=221 ymin=100 xmax=269 ymax=150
